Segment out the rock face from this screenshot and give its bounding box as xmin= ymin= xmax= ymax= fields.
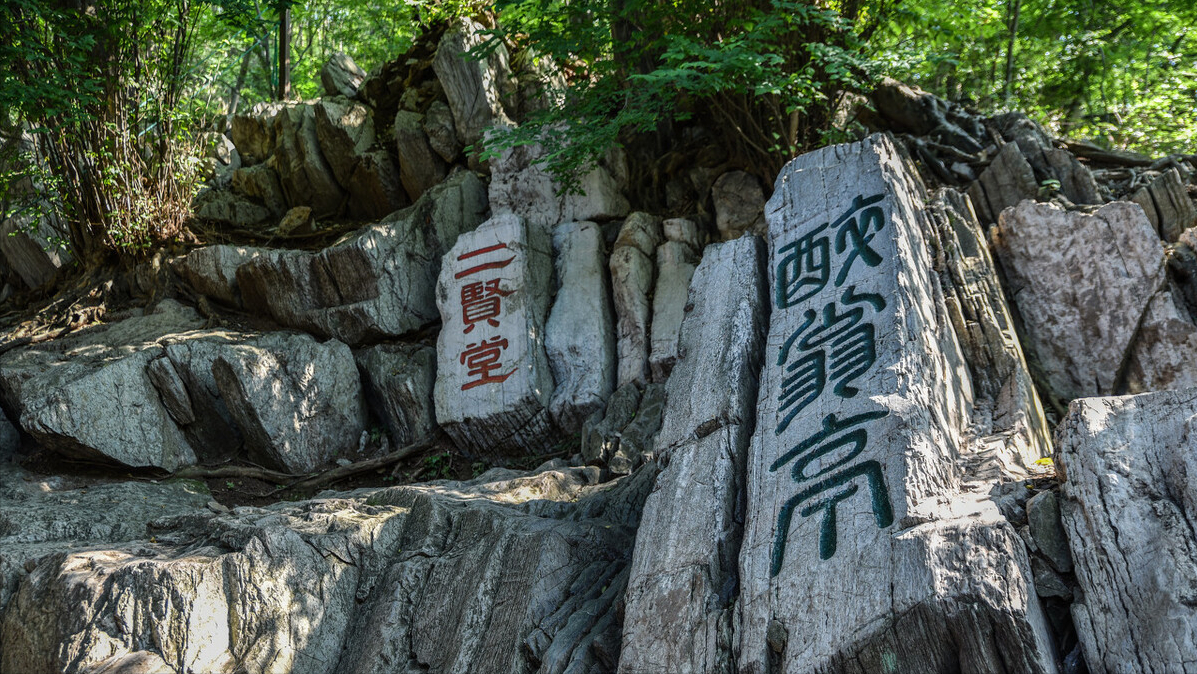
xmin=488 ymin=139 xmax=631 ymax=233
xmin=1132 ymin=167 xmax=1197 ymax=241
xmin=966 ymin=142 xmax=1037 ymax=225
xmin=321 ymin=51 xmax=367 ymax=99
xmin=647 ymin=239 xmax=699 ymax=382
xmin=356 ymin=343 xmax=437 ymax=447
xmin=620 ymin=235 xmax=768 ymax=674
xmin=394 ymin=110 xmax=449 ymax=201
xmin=0 ymin=463 xmax=211 ymax=613
xmin=610 ymin=213 xmax=661 ymax=388
xmin=711 ymin=170 xmax=766 ymax=240
xmin=433 ymin=214 xmax=556 ymax=458
xmin=992 ymin=200 xmax=1166 ymax=400
xmin=737 ymin=135 xmax=1055 ymax=672
xmin=0 ymin=462 xmax=651 ymax=674
xmin=0 ymin=302 xmax=205 ymax=471
xmin=545 ymin=221 xmax=616 ymax=431
xmin=432 ymin=18 xmax=515 ymax=147
xmin=1056 ymin=390 xmax=1197 ymax=674
xmin=237 ymin=171 xmax=489 ymax=345
xmin=173 ymin=245 xmax=261 ymax=307
xmin=270 ymin=103 xmax=346 ymax=218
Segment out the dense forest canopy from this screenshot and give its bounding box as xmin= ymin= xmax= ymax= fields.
xmin=0 ymin=0 xmax=1194 ymax=257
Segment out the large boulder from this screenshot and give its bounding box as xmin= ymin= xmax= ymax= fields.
xmin=737 ymin=135 xmax=1056 ymax=672
xmin=711 ymin=170 xmax=765 ymax=240
xmin=966 ymin=142 xmax=1037 ymax=225
xmin=355 ymin=343 xmax=437 ymax=448
xmin=609 ymin=213 xmax=661 ymax=388
xmin=237 ymin=171 xmax=489 ymax=345
xmin=0 ymin=301 xmax=205 ymax=471
xmin=1056 ymin=389 xmax=1197 ymax=673
xmin=433 ymin=214 xmax=556 ymax=458
xmin=230 ymin=101 xmax=286 ymax=165
xmin=0 ymin=461 xmax=651 ymax=674
xmin=172 ymin=244 xmax=262 ymax=307
xmin=545 ymin=220 xmax=616 ymax=431
xmin=992 ymin=200 xmax=1166 ymax=400
xmin=269 ymin=103 xmax=346 ymax=218
xmin=315 ymin=99 xmax=407 ymax=220
xmin=647 ymin=238 xmax=699 ymax=382
xmin=1131 ymin=167 xmax=1197 ymax=241
xmin=394 ymin=110 xmax=449 ymax=202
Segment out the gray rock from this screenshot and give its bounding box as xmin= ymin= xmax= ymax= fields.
xmin=1133 ymin=167 xmax=1197 ymax=241
xmin=1126 ymin=287 xmax=1197 ymax=392
xmin=993 ymin=200 xmax=1165 ymax=400
xmin=610 ymin=213 xmax=661 ymax=388
xmin=0 ymin=463 xmax=210 ymax=613
xmin=0 ymin=462 xmax=647 ymax=674
xmin=648 ymin=241 xmax=698 ymax=382
xmin=581 ymin=382 xmax=641 ymax=466
xmin=662 ymin=217 xmax=701 ymax=249
xmin=355 ymin=343 xmax=437 ymax=447
xmin=229 ymin=101 xmax=286 ymax=165
xmin=314 ymin=98 xmax=375 ymax=187
xmin=0 ymin=301 xmax=204 ymax=470
xmin=172 ymin=244 xmax=262 ymax=307
xmin=211 ymin=332 xmax=366 ymax=473
xmin=620 ymin=235 xmax=768 ymax=674
xmin=711 ymin=170 xmax=765 ymax=239
xmin=193 ymin=189 xmax=272 ymax=227
xmin=394 ymin=110 xmax=448 ymax=201
xmin=433 ymin=214 xmax=556 ymax=458
xmin=231 ymin=162 xmax=286 ymax=216
xmin=0 ymin=209 xmax=71 ymax=289
xmin=270 ymin=103 xmax=346 ymax=218
xmin=1057 ymin=389 xmax=1197 ymax=674
xmin=237 ymin=171 xmax=488 ymax=345
xmin=1026 ymin=490 xmax=1073 ymax=574
xmin=320 ymin=51 xmax=367 ymax=99
xmin=432 ymin=18 xmax=515 ymax=147
xmin=488 ymin=138 xmax=631 ymax=235
xmin=545 ymin=221 xmax=616 ymax=431
xmin=0 ymin=408 xmax=18 ymax=462
xmin=924 ymin=188 xmax=1053 ymax=471
xmin=345 ymin=149 xmax=407 ymax=220
xmin=739 ymin=135 xmax=1056 ymax=672
xmin=423 ymin=100 xmax=461 ymax=164
xmin=967 ymin=142 xmax=1037 ymax=224
xmin=608 ymin=382 xmax=665 ymax=476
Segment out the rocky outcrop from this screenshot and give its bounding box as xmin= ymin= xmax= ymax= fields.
xmin=321 ymin=52 xmax=367 ymax=99
xmin=0 ymin=461 xmax=649 ymax=674
xmin=488 ymin=139 xmax=630 ymax=233
xmin=270 ymin=103 xmax=346 ymax=218
xmin=610 ymin=213 xmax=661 ymax=388
xmin=394 ymin=110 xmax=449 ymax=201
xmin=1131 ymin=167 xmax=1197 ymax=241
xmin=647 ymin=238 xmax=699 ymax=382
xmin=620 ymin=235 xmax=768 ymax=674
xmin=237 ymin=171 xmax=488 ymax=345
xmin=173 ymin=244 xmax=261 ymax=307
xmin=432 ymin=18 xmax=515 ymax=147
xmin=0 ymin=301 xmax=205 ymax=471
xmin=356 ymin=343 xmax=437 ymax=448
xmin=992 ymin=200 xmax=1166 ymax=400
xmin=433 ymin=214 xmax=556 ymax=458
xmin=967 ymin=142 xmax=1038 ymax=224
xmin=737 ymin=134 xmax=1056 ymax=672
xmin=711 ymin=170 xmax=765 ymax=240
xmin=545 ymin=220 xmax=616 ymax=431
xmin=1056 ymin=389 xmax=1197 ymax=673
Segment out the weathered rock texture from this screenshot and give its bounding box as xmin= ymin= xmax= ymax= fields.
xmin=1056 ymin=390 xmax=1197 ymax=674
xmin=647 ymin=240 xmax=699 ymax=382
xmin=620 ymin=235 xmax=768 ymax=674
xmin=356 ymin=343 xmax=437 ymax=447
xmin=0 ymin=462 xmax=652 ymax=674
xmin=488 ymin=139 xmax=630 ymax=233
xmin=545 ymin=221 xmax=616 ymax=431
xmin=433 ymin=214 xmax=556 ymax=458
xmin=610 ymin=213 xmax=661 ymax=388
xmin=321 ymin=52 xmax=367 ymax=99
xmin=1132 ymin=167 xmax=1197 ymax=241
xmin=992 ymin=200 xmax=1166 ymax=400
xmin=0 ymin=301 xmax=205 ymax=470
xmin=432 ymin=18 xmax=515 ymax=147
xmin=173 ymin=245 xmax=262 ymax=307
xmin=966 ymin=142 xmax=1037 ymax=225
xmin=738 ymin=135 xmax=1056 ymax=673
xmin=711 ymin=170 xmax=766 ymax=240
xmin=238 ymin=171 xmax=488 ymax=345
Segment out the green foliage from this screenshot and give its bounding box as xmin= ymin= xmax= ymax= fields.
xmin=873 ymin=0 xmax=1197 ymax=154
xmin=477 ymin=0 xmax=883 ymax=190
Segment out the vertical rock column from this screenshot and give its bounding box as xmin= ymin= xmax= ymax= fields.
xmin=610 ymin=213 xmax=662 ymax=388
xmin=738 ymin=134 xmax=1058 ymax=673
xmin=620 ymin=235 xmax=768 ymax=674
xmin=434 ymin=213 xmax=556 ymax=458
xmin=545 ymin=221 xmax=616 ymax=431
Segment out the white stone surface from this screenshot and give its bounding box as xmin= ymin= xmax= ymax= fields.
xmin=433 ymin=213 xmax=556 ymax=457
xmin=610 ymin=213 xmax=661 ymax=388
xmin=545 ymin=221 xmax=615 ymax=431
xmin=432 ymin=18 xmax=514 ymax=147
xmin=738 ymin=134 xmax=1056 ymax=672
xmin=647 ymin=240 xmax=698 ymax=382
xmin=1057 ymin=390 xmax=1197 ymax=674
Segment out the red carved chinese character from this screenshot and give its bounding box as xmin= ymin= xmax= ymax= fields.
xmin=459 ymin=337 xmax=516 ymax=390
xmin=455 ymin=243 xmax=516 ymax=279
xmin=460 ymin=278 xmax=513 ymax=333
